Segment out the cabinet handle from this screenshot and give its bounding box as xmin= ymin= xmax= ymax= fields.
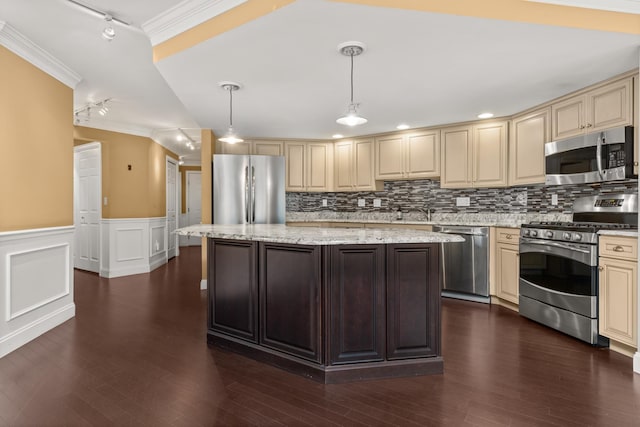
xmin=612 ymin=245 xmax=625 ymax=252
xmin=599 ymin=266 xmax=604 ymax=271
xmin=586 ymin=123 xmax=593 ymax=128
xmin=634 ymin=161 xmax=639 ymax=166
xmin=506 ymin=234 xmax=512 ymax=240
xmin=516 ymin=253 xmax=519 ymax=257
xmin=579 ymin=125 xmax=586 ymax=129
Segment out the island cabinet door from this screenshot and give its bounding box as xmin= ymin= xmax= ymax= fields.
xmin=328 ymin=245 xmax=386 ymax=365
xmin=259 ymin=243 xmax=323 ymax=363
xmin=386 ymin=244 xmax=440 ymax=360
xmin=208 ymin=239 xmax=258 ymax=343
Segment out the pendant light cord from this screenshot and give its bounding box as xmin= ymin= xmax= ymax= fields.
xmin=350 ymin=52 xmax=354 ymax=104
xmin=229 ymin=88 xmax=233 ymax=127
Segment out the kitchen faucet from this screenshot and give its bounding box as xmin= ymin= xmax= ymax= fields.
xmin=413 ymin=207 xmax=432 ymax=221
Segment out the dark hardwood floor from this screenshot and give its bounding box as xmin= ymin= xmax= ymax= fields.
xmin=1 ymin=246 xmax=639 ymax=426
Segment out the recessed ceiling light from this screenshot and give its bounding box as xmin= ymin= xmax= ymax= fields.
xmin=478 ymin=112 xmax=494 ymax=119
xmin=332 ymin=134 xmax=344 ymax=139
xmin=396 ymin=124 xmax=410 ymax=130
xmin=177 ymin=135 xmax=184 ymax=142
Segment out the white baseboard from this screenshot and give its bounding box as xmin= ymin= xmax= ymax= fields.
xmin=634 ymin=352 xmax=640 ymax=374
xmin=0 ymin=303 xmax=75 ymax=358
xmin=200 ymin=279 xmax=207 ymax=290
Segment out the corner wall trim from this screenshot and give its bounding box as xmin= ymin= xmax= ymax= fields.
xmin=634 ymin=352 xmax=640 ymax=374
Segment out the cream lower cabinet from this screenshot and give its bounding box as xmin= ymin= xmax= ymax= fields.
xmin=494 ymin=227 xmax=520 ymax=307
xmin=374 ymin=130 xmax=440 ymax=180
xmin=551 ymin=77 xmax=633 ymax=140
xmin=285 ymin=141 xmax=333 ymax=192
xmin=599 ymin=235 xmax=638 ymax=351
xmin=440 ymin=121 xmax=508 ymax=188
xmin=334 ymin=138 xmax=381 ymax=191
xmin=509 ymin=108 xmax=550 ymax=186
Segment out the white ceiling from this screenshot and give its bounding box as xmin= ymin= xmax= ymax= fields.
xmin=1 ymin=0 xmax=639 ymax=163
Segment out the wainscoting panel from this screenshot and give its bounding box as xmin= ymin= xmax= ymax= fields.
xmin=101 ymin=218 xmax=167 ymax=278
xmin=0 ymin=227 xmax=75 ymax=358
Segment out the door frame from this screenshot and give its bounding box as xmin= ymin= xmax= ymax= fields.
xmin=186 ymin=170 xmax=202 ymax=246
xmin=166 ymin=155 xmax=179 ymax=259
xmin=73 ymin=141 xmax=102 ymax=272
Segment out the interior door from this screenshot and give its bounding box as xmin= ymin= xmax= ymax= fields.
xmin=186 ymin=171 xmax=202 ymax=246
xmin=74 ymin=143 xmax=101 ymax=273
xmin=166 ymin=157 xmax=178 ymax=258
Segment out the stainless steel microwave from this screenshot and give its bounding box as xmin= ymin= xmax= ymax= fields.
xmin=545 ymin=126 xmax=635 ymax=185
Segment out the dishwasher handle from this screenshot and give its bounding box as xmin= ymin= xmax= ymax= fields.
xmin=433 ymin=226 xmax=489 ymax=236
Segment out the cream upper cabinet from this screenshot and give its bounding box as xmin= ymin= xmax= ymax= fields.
xmin=218 ymin=140 xmax=252 ymax=155
xmin=375 ymin=130 xmax=440 ymax=180
xmin=441 ymin=121 xmax=507 ymax=188
xmin=551 ymin=77 xmax=633 ymax=140
xmin=509 ymin=107 xmax=550 ymax=186
xmin=285 ymin=141 xmax=333 ymax=192
xmin=599 ymin=235 xmax=638 ymax=350
xmin=335 ymin=138 xmax=381 ymax=191
xmin=218 ymin=140 xmax=283 ymax=156
xmin=440 ymin=125 xmax=472 ymax=187
xmin=253 ymin=140 xmax=284 ymax=156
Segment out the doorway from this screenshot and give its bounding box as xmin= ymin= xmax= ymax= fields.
xmin=186 ymin=171 xmax=202 ymax=246
xmin=74 ymin=142 xmax=101 ymax=273
xmin=166 ymin=156 xmax=179 ymax=259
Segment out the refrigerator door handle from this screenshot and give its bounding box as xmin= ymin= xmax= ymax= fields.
xmin=251 ymin=166 xmax=256 ymax=223
xmin=244 ymin=166 xmax=249 ymax=223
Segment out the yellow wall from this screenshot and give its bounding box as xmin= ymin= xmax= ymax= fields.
xmin=74 ymin=127 xmax=178 ymax=219
xmin=0 ymin=46 xmax=73 ymax=232
xmin=201 ymin=129 xmax=215 ymax=280
xmin=179 ymin=166 xmax=201 ymax=214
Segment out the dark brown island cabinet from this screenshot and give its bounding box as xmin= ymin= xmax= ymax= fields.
xmin=206 ymin=238 xmax=444 ymax=383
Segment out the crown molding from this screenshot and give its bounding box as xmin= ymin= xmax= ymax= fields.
xmin=142 ymin=0 xmax=248 ymax=46
xmin=525 ymin=0 xmax=640 ymax=14
xmin=0 ymin=21 xmax=82 ymax=88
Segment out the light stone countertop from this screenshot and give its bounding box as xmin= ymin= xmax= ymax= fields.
xmin=598 ymin=230 xmax=638 ymax=238
xmin=175 ymin=224 xmax=465 ymax=245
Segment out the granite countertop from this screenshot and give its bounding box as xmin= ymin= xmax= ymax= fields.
xmin=598 ymin=230 xmax=639 ymax=238
xmin=175 ymin=224 xmax=465 ymax=245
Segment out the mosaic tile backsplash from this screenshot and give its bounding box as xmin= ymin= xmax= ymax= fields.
xmin=286 ymin=179 xmax=638 ymax=214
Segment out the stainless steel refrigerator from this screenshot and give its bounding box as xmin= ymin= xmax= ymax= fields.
xmin=212 ymin=154 xmax=285 ymax=224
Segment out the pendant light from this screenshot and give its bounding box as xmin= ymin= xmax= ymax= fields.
xmin=336 ymin=41 xmax=367 ymax=126
xmin=218 ymin=82 xmax=244 ymax=144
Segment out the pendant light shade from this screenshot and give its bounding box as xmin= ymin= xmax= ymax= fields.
xmin=218 ymin=82 xmax=244 ymax=144
xmin=336 ymin=41 xmax=367 ymax=127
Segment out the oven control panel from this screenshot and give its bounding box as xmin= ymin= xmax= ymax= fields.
xmin=521 ymin=228 xmax=597 ymax=244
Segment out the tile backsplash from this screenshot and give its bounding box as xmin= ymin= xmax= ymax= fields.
xmin=286 ymin=179 xmax=638 ymax=214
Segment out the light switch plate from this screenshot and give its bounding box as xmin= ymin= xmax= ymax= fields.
xmin=551 ymin=194 xmax=558 ymax=205
xmin=103 ymin=197 xmax=108 ymax=206
xmin=358 ymin=199 xmax=365 ymax=207
xmin=456 ymin=197 xmax=470 ymax=207
xmin=322 ymin=199 xmax=328 ymax=207
xmin=373 ymin=198 xmax=381 ymax=208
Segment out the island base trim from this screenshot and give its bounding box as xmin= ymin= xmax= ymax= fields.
xmin=208 ymin=331 xmax=443 ymax=384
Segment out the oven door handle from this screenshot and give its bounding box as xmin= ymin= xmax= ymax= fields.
xmin=520 ymin=239 xmax=590 ymax=254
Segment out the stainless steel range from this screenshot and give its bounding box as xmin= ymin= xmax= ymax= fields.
xmin=519 ymin=193 xmax=638 ymax=345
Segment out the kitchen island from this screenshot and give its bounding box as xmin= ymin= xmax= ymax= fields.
xmin=176 ymin=224 xmax=463 ymax=383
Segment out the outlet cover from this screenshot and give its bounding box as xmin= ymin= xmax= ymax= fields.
xmin=551 ymin=194 xmax=558 ymax=205
xmin=373 ymin=198 xmax=381 ymax=208
xmin=322 ymin=199 xmax=328 ymax=207
xmin=358 ymin=199 xmax=365 ymax=207
xmin=456 ymin=197 xmax=470 ymax=207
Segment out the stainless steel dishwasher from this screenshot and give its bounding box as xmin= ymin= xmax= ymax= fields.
xmin=432 ymin=225 xmax=490 ymax=304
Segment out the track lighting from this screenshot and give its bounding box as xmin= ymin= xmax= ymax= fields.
xmin=74 ymin=98 xmax=111 ymax=123
xmin=102 ymin=15 xmax=115 ymax=41
xmin=66 ymin=1 xmax=130 ymax=42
